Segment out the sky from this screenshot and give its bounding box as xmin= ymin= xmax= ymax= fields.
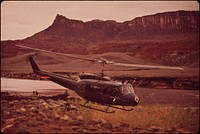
xmin=1 ymin=1 xmax=199 ymax=40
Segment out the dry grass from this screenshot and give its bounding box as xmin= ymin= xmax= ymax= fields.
xmin=72 ymin=99 xmax=199 ymax=132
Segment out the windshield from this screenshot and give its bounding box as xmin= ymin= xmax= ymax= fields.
xmin=121 ymin=84 xmax=135 ymax=95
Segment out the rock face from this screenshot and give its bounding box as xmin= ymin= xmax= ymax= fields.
xmin=123 ymin=11 xmax=198 ymax=35
xmin=30 ymin=10 xmax=199 ymax=41
xmin=1 ymin=10 xmax=199 ymax=66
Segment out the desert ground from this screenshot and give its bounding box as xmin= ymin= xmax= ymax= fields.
xmin=1 ymin=85 xmax=199 ymax=133
xmin=1 ymin=52 xmax=199 ymax=133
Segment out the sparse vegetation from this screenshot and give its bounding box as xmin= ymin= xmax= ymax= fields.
xmin=1 ymin=92 xmax=199 ymax=133
xmin=74 ymin=99 xmax=199 ymax=132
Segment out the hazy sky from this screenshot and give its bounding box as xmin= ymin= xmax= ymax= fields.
xmin=1 ymin=1 xmax=199 ymax=40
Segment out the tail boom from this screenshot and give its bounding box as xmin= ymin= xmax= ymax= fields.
xmin=29 ymin=55 xmax=77 ymax=90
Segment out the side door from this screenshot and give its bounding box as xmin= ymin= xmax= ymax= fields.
xmin=84 ymin=84 xmax=100 ymax=101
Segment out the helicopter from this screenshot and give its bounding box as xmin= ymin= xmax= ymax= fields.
xmin=16 ymin=45 xmax=184 ymax=113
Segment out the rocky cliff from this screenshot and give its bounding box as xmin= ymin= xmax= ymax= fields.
xmin=1 ymin=10 xmax=199 ymax=66
xmin=123 ymin=10 xmax=198 ymax=35
xmin=28 ymin=10 xmax=198 ymax=41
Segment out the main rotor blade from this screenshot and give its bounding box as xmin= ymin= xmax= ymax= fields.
xmin=16 ymin=45 xmax=184 ymax=70
xmin=110 ymin=63 xmax=184 ymax=70
xmin=16 ymin=45 xmax=95 ymax=62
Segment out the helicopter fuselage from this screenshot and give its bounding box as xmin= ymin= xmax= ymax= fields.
xmin=29 ymin=55 xmax=140 ymax=106
xmin=76 ymin=79 xmax=140 ymax=106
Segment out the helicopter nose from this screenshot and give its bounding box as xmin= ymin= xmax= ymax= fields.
xmin=123 ymin=94 xmax=140 ymax=106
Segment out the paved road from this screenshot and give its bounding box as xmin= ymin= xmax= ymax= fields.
xmin=1 ymin=78 xmax=199 ymax=107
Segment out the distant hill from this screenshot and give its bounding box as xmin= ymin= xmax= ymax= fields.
xmin=1 ymin=10 xmax=199 ymax=66
xmin=2 ymin=52 xmax=199 ymax=77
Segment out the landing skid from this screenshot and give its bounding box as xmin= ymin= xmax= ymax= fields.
xmin=80 ymin=103 xmax=115 ymax=113
xmin=80 ymin=101 xmax=115 ymax=113
xmin=80 ymin=101 xmax=133 ymax=113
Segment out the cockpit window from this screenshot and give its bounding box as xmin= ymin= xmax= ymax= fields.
xmin=121 ymin=84 xmax=135 ymax=95
xmin=99 ymin=85 xmax=134 ymax=97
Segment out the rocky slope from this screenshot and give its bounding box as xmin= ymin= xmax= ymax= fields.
xmin=1 ymin=10 xmax=199 ymax=66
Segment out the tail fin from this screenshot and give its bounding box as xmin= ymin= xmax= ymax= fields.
xmin=29 ymin=55 xmax=41 ymax=72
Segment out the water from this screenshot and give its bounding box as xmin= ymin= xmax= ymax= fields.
xmin=1 ymin=77 xmax=82 ymax=98
xmin=1 ymin=78 xmax=66 ymax=92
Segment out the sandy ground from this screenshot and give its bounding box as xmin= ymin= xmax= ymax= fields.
xmin=135 ymin=88 xmax=199 ymax=107
xmin=1 ymin=52 xmax=199 ymax=77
